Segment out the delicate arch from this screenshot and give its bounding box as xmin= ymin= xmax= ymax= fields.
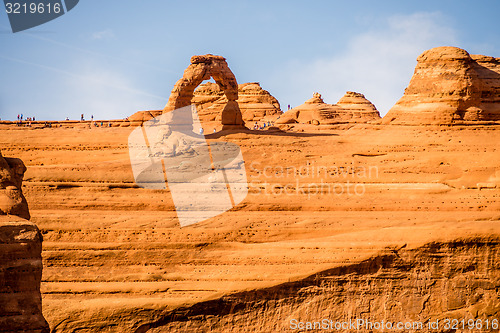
xmin=163 ymin=55 xmax=244 ymax=128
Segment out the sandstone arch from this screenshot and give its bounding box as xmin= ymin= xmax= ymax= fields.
xmin=163 ymin=54 xmax=244 ymax=128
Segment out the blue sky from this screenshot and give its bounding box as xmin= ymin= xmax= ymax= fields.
xmin=1 ymin=0 xmax=499 ymax=120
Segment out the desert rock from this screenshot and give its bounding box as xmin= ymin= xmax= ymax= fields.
xmin=0 ymin=150 xmax=29 ymax=220
xmin=276 ymin=91 xmax=380 ymax=126
xmin=0 ymin=218 xmax=49 ymax=333
xmin=383 ymin=46 xmax=500 ymax=124
xmin=336 ymin=91 xmax=380 ymax=119
xmin=0 ymin=149 xmax=49 ymax=332
xmin=1 ymin=119 xmax=499 ymax=332
xmin=2 ymin=47 xmax=500 ymax=332
xmin=163 ymin=54 xmax=244 ymax=129
xmin=192 ymin=82 xmax=281 ymax=124
xmin=131 ymin=82 xmax=281 ymax=129
xmin=237 ymin=82 xmax=282 ymax=121
xmin=136 ymin=239 xmax=500 ymax=332
xmin=128 ymin=110 xmax=163 ymax=125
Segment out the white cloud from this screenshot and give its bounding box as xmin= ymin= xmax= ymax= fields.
xmin=275 ymin=12 xmax=458 ymax=116
xmin=91 ymin=29 xmax=115 ymax=40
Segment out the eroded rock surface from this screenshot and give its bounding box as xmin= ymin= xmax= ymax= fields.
xmin=192 ymin=82 xmax=281 ymax=124
xmin=276 ymin=91 xmax=380 ymax=126
xmin=383 ymin=46 xmax=500 ymax=124
xmin=0 ymin=218 xmax=49 ymax=333
xmin=0 ymin=150 xmax=29 ymax=220
xmin=128 ymin=110 xmax=163 ymax=126
xmin=136 ymin=239 xmax=500 ymax=332
xmin=0 ymin=150 xmax=49 ymax=332
xmin=2 ymin=122 xmax=499 ymax=332
xmin=336 ymin=91 xmax=380 ymax=119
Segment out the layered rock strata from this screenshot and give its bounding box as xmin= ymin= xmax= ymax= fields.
xmin=192 ymin=82 xmax=281 ymax=123
xmin=135 ymin=239 xmax=500 ymax=332
xmin=0 ymin=150 xmax=49 ymax=332
xmin=0 ymin=151 xmax=30 ymax=220
xmin=276 ymin=92 xmax=380 ymax=125
xmin=383 ymin=46 xmax=500 ymax=124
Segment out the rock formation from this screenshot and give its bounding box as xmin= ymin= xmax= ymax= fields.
xmin=336 ymin=91 xmax=380 ymax=119
xmin=163 ymin=54 xmax=244 ymax=129
xmin=3 ymin=119 xmax=500 ymax=331
xmin=0 ymin=150 xmax=49 ymax=332
xmin=134 ymin=239 xmax=500 ymax=332
xmin=192 ymin=82 xmax=281 ymax=124
xmin=130 ymin=56 xmax=278 ymax=129
xmin=0 ymin=150 xmax=29 ymax=220
xmin=237 ymin=82 xmax=282 ymax=121
xmin=130 ymin=82 xmax=281 ymax=129
xmin=128 ymin=110 xmax=163 ymax=126
xmin=276 ymin=91 xmax=380 ymax=125
xmin=383 ymin=46 xmax=500 ymax=124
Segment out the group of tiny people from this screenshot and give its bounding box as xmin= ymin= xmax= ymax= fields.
xmin=16 ymin=113 xmax=36 ymax=127
xmin=13 ymin=113 xmax=280 ymax=130
xmin=79 ymin=114 xmax=113 ymax=127
xmin=14 ymin=113 xmax=114 ymax=128
xmin=253 ymin=120 xmax=274 ymax=130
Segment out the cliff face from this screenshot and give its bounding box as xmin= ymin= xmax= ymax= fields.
xmin=5 ymin=122 xmax=500 ymax=332
xmin=383 ymin=46 xmax=500 ymax=124
xmin=136 ymin=239 xmax=500 ymax=332
xmin=0 ymin=150 xmax=49 ymax=332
